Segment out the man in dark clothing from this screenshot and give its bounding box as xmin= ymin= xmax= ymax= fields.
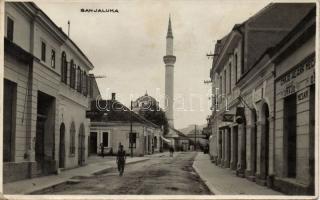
xmin=169 ymin=146 xmax=174 ymax=157
xmin=117 ymin=144 xmax=126 ymax=176
xmin=100 ymin=143 xmax=104 ymax=157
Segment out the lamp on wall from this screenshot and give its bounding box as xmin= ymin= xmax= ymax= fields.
xmin=236 ymin=116 xmax=244 ymax=124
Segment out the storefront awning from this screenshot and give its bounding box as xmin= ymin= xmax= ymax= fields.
xmin=160 ymin=136 xmax=172 ymax=144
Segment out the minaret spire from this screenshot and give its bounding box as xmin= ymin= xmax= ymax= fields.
xmin=163 ymin=15 xmax=176 ymax=127
xmin=167 ymin=14 xmax=173 ymax=39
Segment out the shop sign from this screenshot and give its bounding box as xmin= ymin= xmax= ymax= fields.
xmin=222 ymin=114 xmax=234 ymax=122
xmin=278 ymin=55 xmax=314 ymax=98
xmin=297 ymin=89 xmax=309 ymax=102
xmin=279 ymin=55 xmax=315 ymax=86
xmin=282 ymin=83 xmax=296 ymax=97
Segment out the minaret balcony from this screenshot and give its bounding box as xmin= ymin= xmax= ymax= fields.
xmin=163 ymin=55 xmax=176 ymax=64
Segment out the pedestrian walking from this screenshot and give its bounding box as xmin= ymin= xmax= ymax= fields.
xmin=100 ymin=143 xmax=104 ymax=158
xmin=117 ymin=144 xmax=126 ymax=176
xmin=169 ymin=146 xmax=174 ymax=157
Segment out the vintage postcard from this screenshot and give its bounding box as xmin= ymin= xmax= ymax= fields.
xmin=0 ymin=0 xmax=318 ymax=199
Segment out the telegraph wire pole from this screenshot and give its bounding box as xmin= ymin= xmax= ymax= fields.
xmin=194 ymin=124 xmax=197 ymax=151
xmin=67 ymin=20 xmax=70 ymax=37
xmin=130 ymin=101 xmax=133 ymax=158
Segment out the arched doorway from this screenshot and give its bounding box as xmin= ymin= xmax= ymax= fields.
xmin=236 ymin=107 xmax=246 ymax=175
xmin=242 ymin=116 xmax=247 ymax=173
xmin=154 ymin=136 xmax=157 ymax=149
xmin=219 ymin=130 xmax=223 ymax=164
xmin=59 ymin=123 xmax=65 ymax=168
xmin=260 ymin=103 xmax=269 ymax=179
xmin=251 ymin=109 xmax=258 ymax=176
xmin=231 ymin=126 xmax=238 ymax=170
xmin=78 ymin=123 xmax=86 ymax=166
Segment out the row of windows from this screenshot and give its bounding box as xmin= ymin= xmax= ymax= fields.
xmin=6 ymin=16 xmax=91 ymax=97
xmin=60 ymin=51 xmax=89 ymax=96
xmin=40 ymin=41 xmax=57 ymax=70
xmin=41 ymin=46 xmax=89 ymax=96
xmin=40 ymin=41 xmax=57 ymax=69
xmin=7 ymin=15 xmax=57 ymax=69
xmin=218 ymin=53 xmax=239 ymax=96
xmin=40 ymin=43 xmax=89 ymax=96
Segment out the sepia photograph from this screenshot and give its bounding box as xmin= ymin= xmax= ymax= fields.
xmin=0 ymin=0 xmax=318 ymax=198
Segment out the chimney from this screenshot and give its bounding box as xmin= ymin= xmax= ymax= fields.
xmin=111 ymin=93 xmax=116 ymax=100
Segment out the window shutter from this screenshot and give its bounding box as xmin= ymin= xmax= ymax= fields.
xmin=70 ymin=66 xmax=73 ymax=88
xmin=65 ymin=61 xmax=69 ymax=84
xmin=82 ymin=72 xmax=85 ymax=94
xmin=89 ymin=77 xmax=93 ymax=98
xmin=41 ymin=42 xmax=46 ymax=61
xmin=82 ymin=72 xmax=88 ymax=96
xmin=77 ymin=67 xmax=82 ymax=93
xmin=7 ymin=17 xmax=14 ymax=41
xmin=80 ymin=70 xmax=82 ymax=93
xmin=73 ymin=66 xmax=76 ymax=89
xmin=69 ymin=61 xmax=72 ymax=87
xmin=61 ymin=53 xmax=67 ymax=83
xmin=86 ymin=74 xmax=89 ymax=96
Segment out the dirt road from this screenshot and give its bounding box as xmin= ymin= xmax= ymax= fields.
xmin=36 ymin=152 xmax=212 ymax=195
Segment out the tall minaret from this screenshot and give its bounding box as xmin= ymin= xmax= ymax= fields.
xmin=163 ymin=16 xmax=176 ymax=127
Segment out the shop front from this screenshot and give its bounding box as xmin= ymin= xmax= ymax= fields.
xmin=274 ymin=53 xmax=315 ymax=194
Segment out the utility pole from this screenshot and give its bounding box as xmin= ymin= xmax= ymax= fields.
xmin=130 ymin=101 xmax=133 ymax=157
xmin=194 ymin=124 xmax=197 ymax=151
xmin=67 ymin=20 xmax=70 ymax=37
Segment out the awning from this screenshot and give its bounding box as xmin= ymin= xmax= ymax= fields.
xmin=160 ymin=136 xmax=172 ymax=144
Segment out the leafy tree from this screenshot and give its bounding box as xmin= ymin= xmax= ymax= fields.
xmin=138 ymin=105 xmax=169 ymax=136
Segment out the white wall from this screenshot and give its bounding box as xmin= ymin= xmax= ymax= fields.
xmin=5 ymin=3 xmax=31 ymax=52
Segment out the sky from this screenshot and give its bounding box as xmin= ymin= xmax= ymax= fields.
xmin=36 ymin=0 xmax=269 ymax=129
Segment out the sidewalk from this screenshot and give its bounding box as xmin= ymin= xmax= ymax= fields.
xmin=4 ymin=155 xmax=150 ymax=194
xmin=193 ymin=153 xmax=284 ymax=195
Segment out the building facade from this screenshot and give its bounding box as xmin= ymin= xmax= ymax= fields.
xmin=164 ymin=128 xmax=190 ymax=151
xmin=208 ymin=3 xmax=315 ymax=195
xmin=271 ymin=8 xmax=316 ymax=194
xmin=88 ymin=94 xmax=163 ymax=156
xmin=3 ymin=2 xmax=94 ymax=183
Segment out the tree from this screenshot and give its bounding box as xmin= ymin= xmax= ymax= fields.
xmin=138 ymin=105 xmax=169 ymax=136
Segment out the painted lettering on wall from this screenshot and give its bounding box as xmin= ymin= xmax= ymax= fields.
xmin=283 ymin=84 xmax=296 ymax=97
xmin=278 ymin=54 xmax=315 ymax=98
xmin=297 ymin=90 xmax=309 ymax=101
xmin=279 ymin=55 xmax=315 ymax=86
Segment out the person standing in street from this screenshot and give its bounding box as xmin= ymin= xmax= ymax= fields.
xmin=100 ymin=143 xmax=104 ymax=158
xmin=169 ymin=146 xmax=174 ymax=157
xmin=117 ymin=144 xmax=126 ymax=176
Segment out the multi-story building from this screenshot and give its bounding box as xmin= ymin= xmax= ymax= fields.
xmin=3 ymin=2 xmax=94 ymax=183
xmin=208 ymin=3 xmax=315 ymax=194
xmin=270 ymin=8 xmax=316 ymax=194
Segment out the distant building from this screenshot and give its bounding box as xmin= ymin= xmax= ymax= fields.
xmin=165 ymin=128 xmax=190 ymax=152
xmin=132 ymin=92 xmax=159 ymax=113
xmin=87 ymin=93 xmax=163 ymax=156
xmin=3 ymin=2 xmax=94 ymax=183
xmin=208 ymin=3 xmax=315 ymax=195
xmin=185 ymin=128 xmax=208 ymax=150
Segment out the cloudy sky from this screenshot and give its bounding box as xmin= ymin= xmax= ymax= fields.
xmin=36 ymin=0 xmax=269 ymax=129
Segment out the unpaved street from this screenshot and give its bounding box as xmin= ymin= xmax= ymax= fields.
xmin=36 ymin=152 xmax=212 ymax=195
